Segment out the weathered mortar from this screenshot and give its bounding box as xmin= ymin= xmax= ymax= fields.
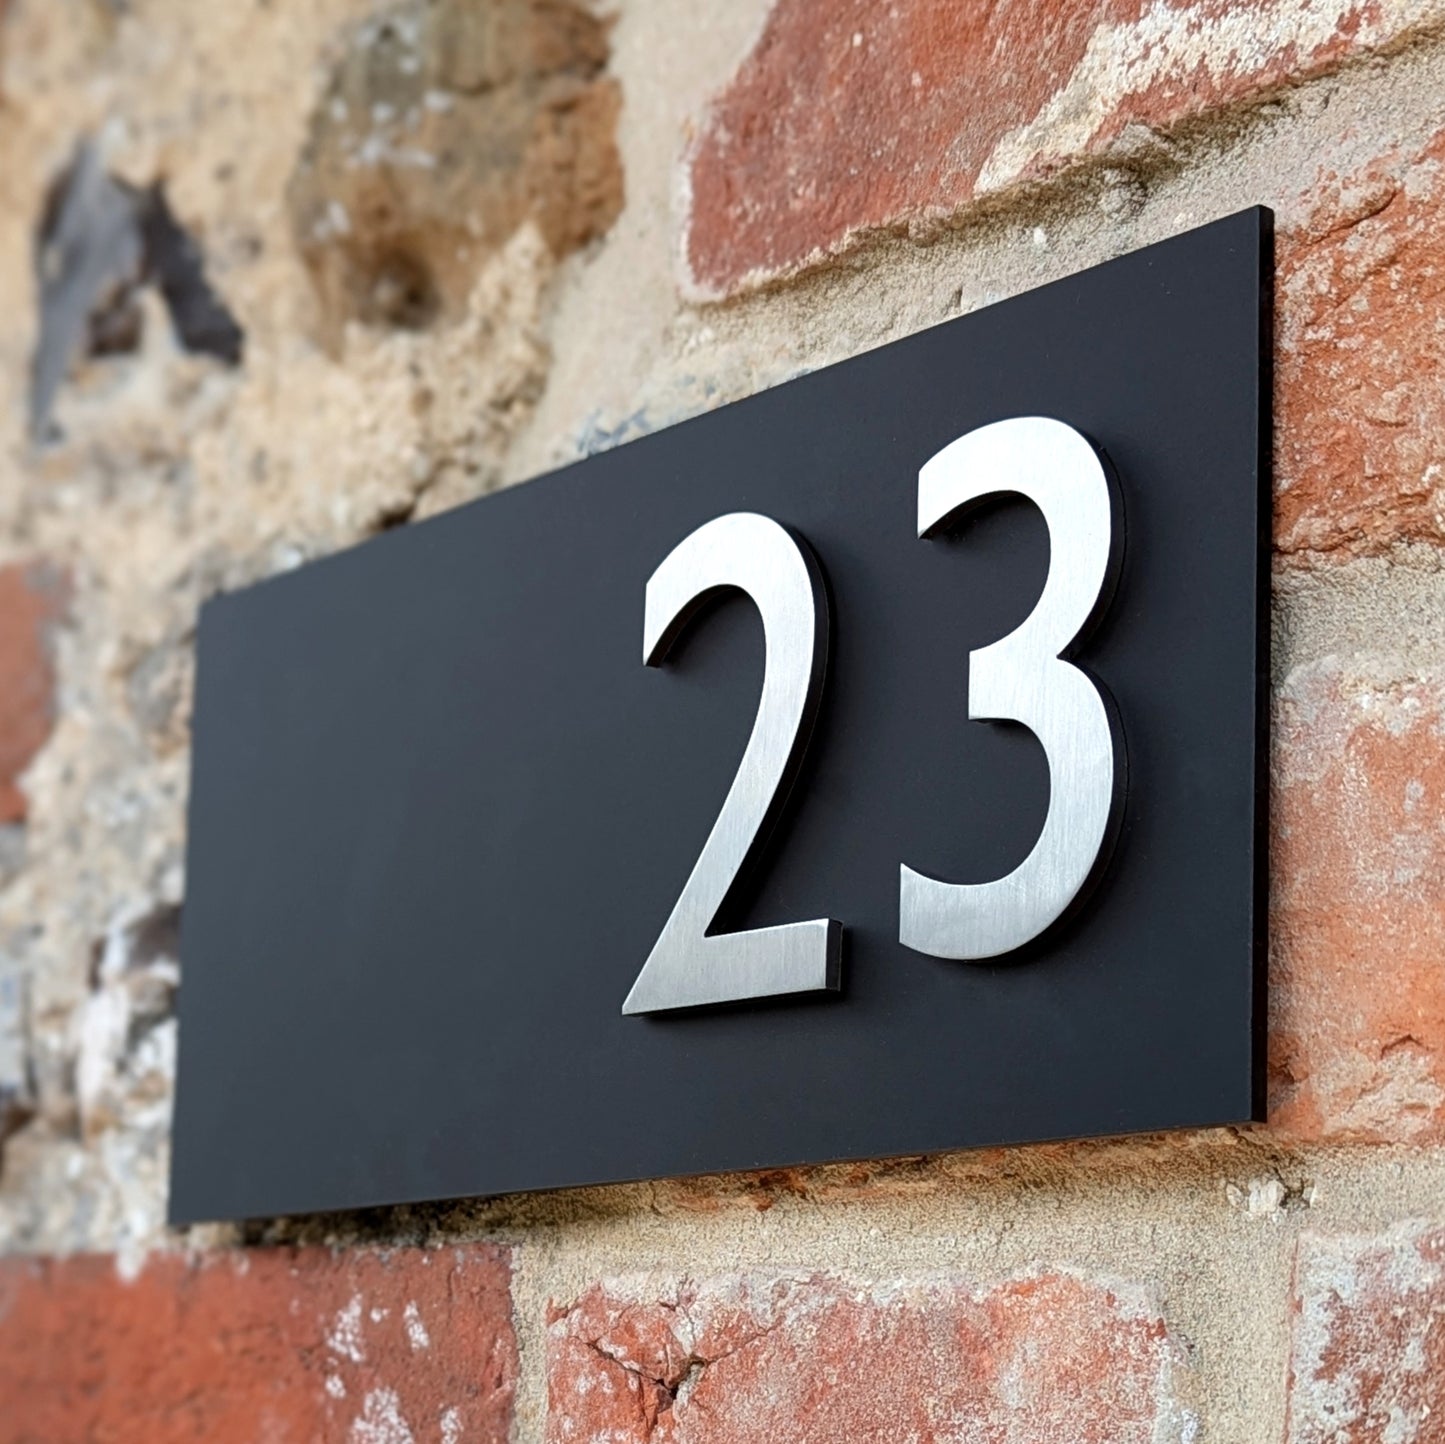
xmin=0 ymin=0 xmax=1444 ymax=1440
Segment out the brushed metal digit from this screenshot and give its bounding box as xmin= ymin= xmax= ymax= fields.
xmin=900 ymin=416 xmax=1124 ymax=960
xmin=623 ymin=512 xmax=841 ymax=1015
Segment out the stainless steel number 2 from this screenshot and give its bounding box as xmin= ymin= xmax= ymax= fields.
xmin=900 ymin=416 xmax=1123 ymax=960
xmin=622 ymin=512 xmax=842 ymax=1014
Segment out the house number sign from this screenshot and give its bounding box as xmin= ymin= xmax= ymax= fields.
xmin=170 ymin=209 xmax=1270 ymax=1224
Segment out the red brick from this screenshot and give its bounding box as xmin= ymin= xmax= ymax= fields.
xmin=547 ymin=1271 xmax=1193 ymax=1443
xmin=0 ymin=561 xmax=66 ymax=825
xmin=1279 ymin=126 xmax=1445 ymax=558
xmin=1271 ymin=663 xmax=1445 ymax=1143
xmin=683 ymin=0 xmax=1426 ymax=296
xmin=1287 ymin=1224 xmax=1445 ymax=1443
xmin=0 ymin=1245 xmax=516 ymax=1444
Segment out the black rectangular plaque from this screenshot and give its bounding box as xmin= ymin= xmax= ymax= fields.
xmin=170 ymin=208 xmax=1271 ymax=1223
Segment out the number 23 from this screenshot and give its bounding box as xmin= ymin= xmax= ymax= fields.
xmin=623 ymin=416 xmax=1124 ymax=1016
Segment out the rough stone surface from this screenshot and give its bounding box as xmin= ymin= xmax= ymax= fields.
xmin=546 ymin=1271 xmax=1195 ymax=1443
xmin=683 ymin=0 xmax=1445 ymax=296
xmin=288 ymin=0 xmax=622 ymax=345
xmin=3 ymin=2 xmax=1445 ymax=1441
xmin=0 ymin=562 xmax=67 ymax=825
xmin=0 ymin=0 xmax=565 ymax=1259
xmin=1271 ymin=660 xmax=1445 ymax=1143
xmin=0 ymin=1244 xmax=517 ymax=1443
xmin=1278 ymin=125 xmax=1445 ymax=558
xmin=1287 ymin=1223 xmax=1445 ymax=1443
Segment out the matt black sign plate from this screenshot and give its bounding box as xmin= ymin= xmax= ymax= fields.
xmin=171 ymin=209 xmax=1270 ymax=1223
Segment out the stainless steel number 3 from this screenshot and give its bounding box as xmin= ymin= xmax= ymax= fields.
xmin=900 ymin=415 xmax=1123 ymax=960
xmin=621 ymin=513 xmax=841 ymax=1015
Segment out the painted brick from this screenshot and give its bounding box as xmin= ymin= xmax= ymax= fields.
xmin=1288 ymin=1224 xmax=1445 ymax=1443
xmin=0 ymin=1245 xmax=516 ymax=1444
xmin=0 ymin=561 xmax=66 ymax=825
xmin=1271 ymin=662 xmax=1445 ymax=1143
xmin=546 ymin=1271 xmax=1195 ymax=1444
xmin=1279 ymin=126 xmax=1445 ymax=558
xmin=683 ymin=0 xmax=1439 ymax=296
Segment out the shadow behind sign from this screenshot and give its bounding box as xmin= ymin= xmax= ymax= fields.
xmin=170 ymin=208 xmax=1270 ymax=1224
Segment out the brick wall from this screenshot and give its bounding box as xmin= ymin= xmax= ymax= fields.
xmin=2 ymin=1 xmax=1444 ymax=1440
